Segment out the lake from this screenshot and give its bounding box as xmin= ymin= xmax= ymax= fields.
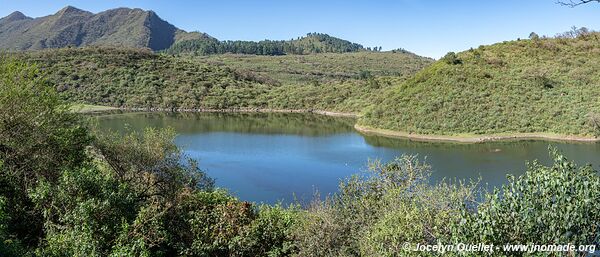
xmin=95 ymin=112 xmax=600 ymax=204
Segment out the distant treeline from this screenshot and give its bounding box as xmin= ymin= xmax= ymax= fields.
xmin=164 ymin=33 xmax=378 ymax=55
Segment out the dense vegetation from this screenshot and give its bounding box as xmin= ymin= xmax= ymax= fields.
xmin=11 ymin=47 xmax=272 ymax=109
xmin=0 ymin=58 xmax=298 ymax=256
xmin=360 ymin=29 xmax=600 ymax=136
xmin=164 ymin=33 xmax=372 ymax=55
xmin=294 ymin=149 xmax=600 ymax=256
xmin=10 ymin=47 xmax=432 ymax=113
xmin=1 ymin=58 xmax=599 ymax=256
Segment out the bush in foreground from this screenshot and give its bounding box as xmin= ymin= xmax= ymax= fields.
xmin=453 ymin=147 xmax=600 ymax=254
xmin=292 ymin=156 xmax=475 ymax=256
xmin=0 ymin=59 xmax=297 ymax=256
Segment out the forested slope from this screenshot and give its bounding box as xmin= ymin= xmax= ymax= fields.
xmin=164 ymin=33 xmax=370 ymax=55
xmin=11 ymin=47 xmax=433 ymax=113
xmin=11 ymin=47 xmax=271 ymax=109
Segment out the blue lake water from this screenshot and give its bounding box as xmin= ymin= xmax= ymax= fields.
xmin=96 ymin=112 xmax=600 ymax=204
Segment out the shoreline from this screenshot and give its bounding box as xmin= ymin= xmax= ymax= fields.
xmin=117 ymin=107 xmax=360 ymax=118
xmin=71 ymin=104 xmax=118 ymax=113
xmin=354 ymin=124 xmax=600 ymax=144
xmin=86 ymin=105 xmax=599 ymax=143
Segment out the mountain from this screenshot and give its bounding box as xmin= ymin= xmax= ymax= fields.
xmin=0 ymin=6 xmax=201 ymax=51
xmin=358 ymin=29 xmax=600 ymax=137
xmin=164 ymin=32 xmax=369 ymax=55
xmin=0 ymin=6 xmax=372 ymax=55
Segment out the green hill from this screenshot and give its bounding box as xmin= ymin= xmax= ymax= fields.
xmin=192 ymin=51 xmax=432 ymax=84
xmin=164 ymin=33 xmax=370 ymax=55
xmin=359 ymin=31 xmax=600 ymax=137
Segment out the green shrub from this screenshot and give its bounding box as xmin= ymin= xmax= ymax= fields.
xmin=586 ymin=112 xmax=600 ymax=137
xmin=0 ymin=196 xmax=27 ymax=256
xmin=293 ymin=155 xmax=474 ymax=257
xmin=0 ymin=58 xmax=90 ymax=252
xmin=442 ymin=52 xmax=462 ymax=65
xmin=360 ymin=182 xmax=474 ymax=257
xmin=231 ymin=204 xmax=299 ymax=257
xmin=453 ymin=147 xmax=600 ymax=252
xmin=31 ymin=167 xmax=135 ymax=257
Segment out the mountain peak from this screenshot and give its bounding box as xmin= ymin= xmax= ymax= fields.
xmin=57 ymin=6 xmax=90 ymax=16
xmin=7 ymin=11 xmax=27 ymax=19
xmin=1 ymin=11 xmax=30 ymax=23
xmin=0 ymin=6 xmax=184 ymax=51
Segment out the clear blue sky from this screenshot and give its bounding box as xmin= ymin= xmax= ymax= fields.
xmin=1 ymin=0 xmax=599 ymax=58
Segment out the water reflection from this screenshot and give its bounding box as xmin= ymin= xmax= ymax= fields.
xmin=94 ymin=111 xmax=356 ymax=136
xmin=95 ymin=112 xmax=600 ymax=204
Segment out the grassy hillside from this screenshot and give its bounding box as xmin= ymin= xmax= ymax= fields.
xmin=191 ymin=51 xmax=433 ymax=112
xmin=10 ymin=47 xmax=432 ymax=113
xmin=360 ymin=32 xmax=600 ymax=137
xmin=193 ymin=51 xmax=431 ymax=84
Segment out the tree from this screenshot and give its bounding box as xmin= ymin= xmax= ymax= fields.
xmin=441 ymin=52 xmax=462 ymax=65
xmin=0 ymin=58 xmax=91 ymax=250
xmin=555 ymin=26 xmax=592 ymax=39
xmin=587 ymin=112 xmax=600 ymax=137
xmin=558 ymin=0 xmax=600 ymax=7
xmin=529 ymin=32 xmax=540 ymax=40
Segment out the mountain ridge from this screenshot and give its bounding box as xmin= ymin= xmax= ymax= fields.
xmin=0 ymin=6 xmax=197 ymax=51
xmin=0 ymin=6 xmax=376 ymax=55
